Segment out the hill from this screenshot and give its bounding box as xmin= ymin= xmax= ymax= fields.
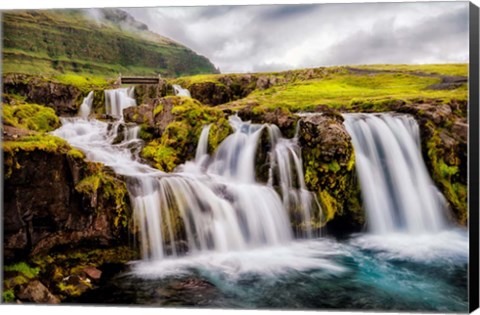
xmin=2 ymin=9 xmax=219 ymax=79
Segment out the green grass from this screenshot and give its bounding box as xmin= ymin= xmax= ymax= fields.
xmin=229 ymin=71 xmax=467 ymax=112
xmin=355 ymin=64 xmax=468 ymax=77
xmin=2 ymin=10 xmax=218 ymax=78
xmin=52 ymin=74 xmax=111 ymax=91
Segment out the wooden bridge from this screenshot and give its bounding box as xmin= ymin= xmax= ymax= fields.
xmin=115 ymin=74 xmax=162 ymax=85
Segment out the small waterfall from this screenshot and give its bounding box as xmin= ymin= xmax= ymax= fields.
xmin=195 ymin=124 xmax=211 ymax=164
xmin=78 ymin=91 xmax=94 ymax=119
xmin=343 ymin=113 xmax=447 ymax=234
xmin=105 ymin=87 xmax=136 ymax=118
xmin=53 ymin=89 xmax=320 ymax=261
xmin=172 ymin=84 xmax=191 ymax=97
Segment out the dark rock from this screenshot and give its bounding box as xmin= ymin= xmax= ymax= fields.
xmin=452 ymin=120 xmax=468 ymax=142
xmin=298 ymin=113 xmax=364 ymax=233
xmin=188 ymin=82 xmax=231 ymax=106
xmin=17 ymin=280 xmax=60 ymax=304
xmin=256 ymin=76 xmax=271 ymax=90
xmin=3 ymin=74 xmax=85 ymax=116
xmin=153 ymin=97 xmax=176 ymax=134
xmin=3 ymin=148 xmax=131 ymax=261
xmin=134 ymin=81 xmax=169 ymax=105
xmin=123 ymin=104 xmax=154 ymax=126
xmin=237 ymin=105 xmax=298 ymax=138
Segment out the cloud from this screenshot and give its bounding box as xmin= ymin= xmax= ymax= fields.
xmin=124 ymin=2 xmax=469 ymax=73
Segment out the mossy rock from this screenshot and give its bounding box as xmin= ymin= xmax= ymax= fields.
xmin=141 ymin=96 xmax=232 ymax=172
xmin=2 ymin=103 xmax=60 ymax=132
xmin=298 ymin=113 xmax=365 ymax=232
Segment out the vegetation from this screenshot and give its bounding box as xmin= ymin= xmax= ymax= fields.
xmin=3 ymin=134 xmax=70 ymax=155
xmin=3 ymin=9 xmax=218 ymax=79
xmin=425 ymin=121 xmax=467 ymax=224
xmin=3 ymin=103 xmax=60 ymax=132
xmin=141 ymin=96 xmax=232 ymax=172
xmin=355 ymin=63 xmax=468 ymax=77
xmin=232 ymin=71 xmax=466 ymax=112
xmin=75 ymin=163 xmax=130 ymax=229
xmin=3 ymin=262 xmax=41 ymax=302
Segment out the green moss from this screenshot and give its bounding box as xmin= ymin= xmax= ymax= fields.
xmin=3 ymin=103 xmax=60 ymax=132
xmin=75 ymin=165 xmax=130 ymax=228
xmin=2 ymin=289 xmax=15 ymax=303
xmin=142 ymin=141 xmax=179 ymax=172
xmin=138 ymin=126 xmax=154 ymax=141
xmin=425 ymin=122 xmax=467 ymax=224
xmin=319 ymin=190 xmax=337 ymax=223
xmin=141 ymin=96 xmax=232 ymax=171
xmin=3 ymin=134 xmax=70 ymax=154
xmin=57 ymin=283 xmax=86 ymax=297
xmin=67 ymin=148 xmax=85 ymax=160
xmin=5 ymin=262 xmax=40 ymax=279
xmin=328 ymin=161 xmax=341 ymax=172
xmin=53 ymin=74 xmax=111 ymax=92
xmin=31 ymin=246 xmax=137 ymax=275
xmin=75 ymin=175 xmax=102 ymax=194
xmin=153 ymin=104 xmax=164 ymax=116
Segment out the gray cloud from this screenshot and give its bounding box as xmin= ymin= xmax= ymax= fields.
xmin=319 ymin=7 xmax=469 ymax=66
xmin=124 ymin=2 xmax=469 ymax=73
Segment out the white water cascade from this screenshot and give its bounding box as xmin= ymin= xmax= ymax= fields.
xmin=78 ymin=91 xmax=94 ymax=119
xmin=172 ymin=84 xmax=191 ymax=97
xmin=53 ymin=89 xmax=320 ymax=261
xmin=343 ymin=113 xmax=447 ymax=234
xmin=105 ymin=87 xmax=136 ymax=118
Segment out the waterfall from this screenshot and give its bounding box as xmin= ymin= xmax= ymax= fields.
xmin=172 ymin=84 xmax=191 ymax=97
xmin=53 ymin=91 xmax=320 ymax=261
xmin=78 ymin=91 xmax=94 ymax=119
xmin=195 ymin=124 xmax=211 ymax=164
xmin=105 ymin=87 xmax=136 ymax=118
xmin=343 ymin=113 xmax=447 ymax=234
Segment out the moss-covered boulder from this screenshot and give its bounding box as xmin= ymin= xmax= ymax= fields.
xmin=140 ymin=96 xmax=232 ymax=172
xmin=298 ymin=113 xmax=364 ymax=233
xmin=3 ymin=73 xmax=112 ymax=116
xmin=237 ymin=104 xmax=299 ymax=138
xmin=2 ymin=103 xmax=60 ymax=132
xmin=3 ymin=133 xmax=132 ymax=261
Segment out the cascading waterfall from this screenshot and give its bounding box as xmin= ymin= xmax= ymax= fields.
xmin=52 ymin=91 xmax=468 ymax=311
xmin=195 ymin=124 xmax=211 ymax=165
xmin=172 ymin=84 xmax=192 ymax=97
xmin=53 ymin=88 xmax=319 ymax=261
xmin=78 ymin=91 xmax=94 ymax=119
xmin=105 ymin=87 xmax=136 ymax=118
xmin=343 ymin=113 xmax=447 ymax=234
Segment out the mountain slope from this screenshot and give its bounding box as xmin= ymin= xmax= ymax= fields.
xmin=2 ymin=9 xmax=218 ymax=78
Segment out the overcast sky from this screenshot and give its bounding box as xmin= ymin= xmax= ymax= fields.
xmin=124 ymin=2 xmax=469 ymax=73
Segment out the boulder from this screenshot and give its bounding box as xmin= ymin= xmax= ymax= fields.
xmin=188 ymin=82 xmax=231 ymax=106
xmin=3 ymin=145 xmax=131 ymax=261
xmin=123 ymin=103 xmax=154 ymax=126
xmin=17 ymin=280 xmax=60 ymax=304
xmin=83 ymin=267 xmax=102 ymax=280
xmin=298 ymin=113 xmax=364 ymax=233
xmin=3 ymin=74 xmax=84 ymax=116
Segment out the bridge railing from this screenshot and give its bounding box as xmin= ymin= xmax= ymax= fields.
xmin=115 ymin=74 xmax=162 ymax=85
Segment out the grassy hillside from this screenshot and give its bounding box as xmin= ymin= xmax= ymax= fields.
xmin=2 ymin=9 xmax=218 ymax=79
xmin=172 ymin=64 xmax=468 ymax=112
